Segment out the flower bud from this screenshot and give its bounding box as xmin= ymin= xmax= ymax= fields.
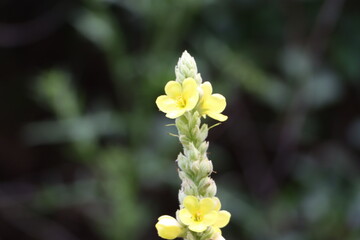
xmin=155 ymin=215 xmax=184 ymax=239
xmin=199 ymin=124 xmax=209 ymax=142
xmin=177 ymin=153 xmax=189 ymax=171
xmin=199 ymin=160 xmax=213 ymax=176
xmin=178 ymin=190 xmax=186 ymax=205
xmin=199 ymin=141 xmax=209 ymax=155
xmin=175 ymin=51 xmax=200 ymax=84
xmin=188 ymin=145 xmax=200 ymax=162
xmin=190 ymin=160 xmax=201 ymax=173
xmin=198 ymin=178 xmax=217 ymax=197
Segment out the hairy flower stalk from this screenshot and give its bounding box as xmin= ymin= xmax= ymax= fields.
xmin=155 ymin=51 xmax=230 ymax=240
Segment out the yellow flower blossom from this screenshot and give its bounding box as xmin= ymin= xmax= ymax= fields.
xmin=199 ymin=82 xmax=228 ymax=122
xmin=156 ymin=78 xmax=199 ymax=119
xmin=155 ymin=215 xmax=184 ymax=239
xmin=178 ymin=195 xmax=223 ymax=233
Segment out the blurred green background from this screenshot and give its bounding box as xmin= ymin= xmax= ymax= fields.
xmin=1 ymin=0 xmax=360 ymax=239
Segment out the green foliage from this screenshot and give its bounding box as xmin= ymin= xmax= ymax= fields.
xmin=2 ymin=0 xmax=359 ymax=239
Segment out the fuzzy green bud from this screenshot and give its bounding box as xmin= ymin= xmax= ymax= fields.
xmin=175 ymin=51 xmax=202 ymax=85
xmin=199 ymin=160 xmax=213 ymax=176
xmin=198 ymin=178 xmax=217 ymax=197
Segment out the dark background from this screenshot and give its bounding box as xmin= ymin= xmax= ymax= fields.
xmin=1 ymin=0 xmax=360 ymax=239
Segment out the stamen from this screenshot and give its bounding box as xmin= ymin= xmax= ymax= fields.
xmin=194 ymin=212 xmax=202 ymax=222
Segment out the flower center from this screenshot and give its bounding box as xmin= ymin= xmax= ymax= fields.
xmin=176 ymin=96 xmax=186 ymax=108
xmin=194 ymin=212 xmax=202 ymax=222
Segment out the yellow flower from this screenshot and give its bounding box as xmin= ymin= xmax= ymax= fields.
xmin=178 ymin=196 xmax=219 ymax=232
xmin=199 ymin=82 xmax=228 ymax=122
xmin=155 ymin=215 xmax=184 ymax=239
xmin=156 ymin=78 xmax=199 ymax=119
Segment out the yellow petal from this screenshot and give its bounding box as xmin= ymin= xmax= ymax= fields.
xmin=183 ymin=196 xmax=199 ymax=215
xmin=199 ymin=198 xmax=216 ymax=214
xmin=165 ymin=81 xmax=182 ymax=99
xmin=156 ymin=96 xmax=178 ymax=113
xmin=155 ymin=215 xmax=183 ymax=239
xmin=182 ymin=78 xmax=199 ymax=102
xmin=207 ymin=112 xmax=228 ymax=122
xmin=158 ymin=215 xmax=176 ymax=221
xmin=184 ymin=93 xmax=199 ymax=111
xmin=213 ymin=197 xmax=221 ymax=211
xmin=212 ymin=227 xmax=221 ymax=234
xmin=178 ymin=209 xmax=195 ymax=226
xmin=188 ymin=223 xmax=207 ymax=232
xmin=213 ymin=210 xmax=231 ymax=228
xmin=201 ymin=210 xmax=218 ymax=226
xmin=166 ymin=109 xmax=186 ymax=119
xmin=201 ymin=82 xmax=213 ymax=96
xmin=203 ymin=94 xmax=226 ymax=113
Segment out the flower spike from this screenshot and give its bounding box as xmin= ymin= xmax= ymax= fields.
xmin=155 ymin=51 xmax=230 ymax=240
